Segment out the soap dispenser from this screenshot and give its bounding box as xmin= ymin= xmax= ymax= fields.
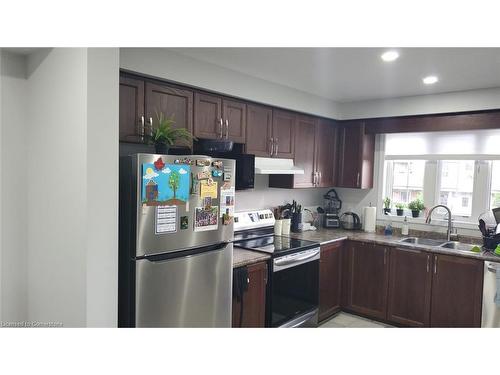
xmin=402 ymin=216 xmax=409 ymax=236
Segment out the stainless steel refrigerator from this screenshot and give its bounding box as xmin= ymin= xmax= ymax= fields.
xmin=119 ymin=153 xmax=235 ymax=327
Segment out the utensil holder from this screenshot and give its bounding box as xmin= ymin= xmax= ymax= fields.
xmin=291 ymin=213 xmax=303 ymax=233
xmin=282 ymin=219 xmax=291 ymax=235
xmin=274 ymin=220 xmax=283 ymax=236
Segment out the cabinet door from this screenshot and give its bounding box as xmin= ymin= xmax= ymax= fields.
xmin=337 ymin=121 xmax=374 ymax=189
xmin=387 ymin=248 xmax=432 ymax=327
xmin=293 ymin=115 xmax=317 ymax=187
xmin=430 ymin=254 xmax=483 ymax=327
xmin=145 ymin=82 xmax=194 ymax=147
xmin=346 ymin=242 xmax=389 ymax=320
xmin=119 ymin=75 xmax=144 ymax=142
xmin=222 ymin=99 xmax=246 ymax=143
xmin=315 ymin=118 xmax=338 ymax=187
xmin=232 ymin=262 xmax=267 ymax=328
xmin=194 ymin=92 xmax=223 ymax=140
xmin=319 ymin=241 xmax=343 ymax=322
xmin=246 ymin=104 xmax=273 ymax=157
xmin=272 ymin=110 xmax=296 ymax=158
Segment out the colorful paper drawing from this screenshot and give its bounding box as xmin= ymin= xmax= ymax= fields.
xmin=142 ymin=163 xmax=190 ymax=206
xmin=194 ymin=206 xmax=218 ymax=232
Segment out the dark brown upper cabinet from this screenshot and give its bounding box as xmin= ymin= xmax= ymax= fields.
xmin=223 ymin=99 xmax=246 ymax=143
xmin=337 ymin=121 xmax=375 ymax=189
xmin=345 ymin=241 xmax=389 ymax=320
xmin=315 ymin=118 xmax=338 ymax=187
xmin=430 ymin=254 xmax=483 ymax=328
xmin=194 ymin=92 xmax=223 ymax=140
xmin=194 ymin=92 xmax=247 ymax=143
xmin=290 ymin=115 xmax=317 ymax=187
xmin=387 ymin=248 xmax=432 ymax=327
xmin=246 ymin=104 xmax=273 ymax=157
xmin=119 ymin=73 xmax=194 ymax=148
xmin=269 ymin=117 xmax=337 ymax=189
xmin=145 ymin=82 xmax=194 ymax=147
xmin=272 ymin=110 xmax=296 ymax=158
xmin=319 ymin=241 xmax=343 ymax=322
xmin=119 ymin=75 xmax=145 ymax=142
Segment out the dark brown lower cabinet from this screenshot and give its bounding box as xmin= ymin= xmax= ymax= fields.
xmin=430 ymin=254 xmax=483 ymax=327
xmin=387 ymin=248 xmax=432 ymax=327
xmin=319 ymin=241 xmax=343 ymax=322
xmin=232 ymin=262 xmax=267 ymax=328
xmin=345 ymin=242 xmax=389 ymax=320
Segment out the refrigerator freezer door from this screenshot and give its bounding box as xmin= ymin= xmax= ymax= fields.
xmin=133 ymin=153 xmax=235 ymax=257
xmin=135 ymin=243 xmax=233 ymax=327
xmin=482 ymin=261 xmax=500 ymax=327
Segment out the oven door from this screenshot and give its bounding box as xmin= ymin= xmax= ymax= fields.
xmin=270 ymin=247 xmax=320 ymax=327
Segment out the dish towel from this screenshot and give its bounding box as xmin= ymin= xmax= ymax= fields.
xmin=495 ymin=263 xmax=500 ymax=307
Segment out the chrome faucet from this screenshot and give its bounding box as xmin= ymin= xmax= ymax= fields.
xmin=425 ymin=205 xmax=458 ymax=242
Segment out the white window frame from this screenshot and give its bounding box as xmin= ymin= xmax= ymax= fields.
xmin=378 ymin=134 xmax=500 ymax=230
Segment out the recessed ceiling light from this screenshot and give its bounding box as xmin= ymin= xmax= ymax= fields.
xmin=381 ymin=51 xmax=399 ymax=62
xmin=423 ymin=75 xmax=439 ymax=85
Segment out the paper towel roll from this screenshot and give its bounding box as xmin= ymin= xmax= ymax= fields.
xmin=363 ymin=206 xmax=377 ymax=232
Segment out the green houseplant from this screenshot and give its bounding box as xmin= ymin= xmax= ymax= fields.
xmin=408 ymin=198 xmax=425 ymax=218
xmin=395 ymin=202 xmax=405 ymax=216
xmin=383 ymin=197 xmax=391 ymax=215
xmin=150 ymin=112 xmax=195 ymax=154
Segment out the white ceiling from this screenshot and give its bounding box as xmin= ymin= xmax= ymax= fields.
xmin=171 ymin=48 xmax=500 ymax=103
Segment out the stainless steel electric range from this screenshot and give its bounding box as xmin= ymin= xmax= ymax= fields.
xmin=233 ymin=209 xmax=320 ymax=327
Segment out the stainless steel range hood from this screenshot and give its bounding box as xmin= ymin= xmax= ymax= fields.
xmin=254 ymin=157 xmax=305 ymax=175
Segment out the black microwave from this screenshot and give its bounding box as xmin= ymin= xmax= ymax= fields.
xmin=207 ymin=152 xmax=255 ymax=190
xmin=233 ymin=153 xmax=255 ymax=190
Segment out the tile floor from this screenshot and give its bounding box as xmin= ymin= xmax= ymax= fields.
xmin=319 ymin=312 xmax=394 ymax=328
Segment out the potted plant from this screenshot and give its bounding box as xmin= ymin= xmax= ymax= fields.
xmin=408 ymin=198 xmax=425 ymax=218
xmin=383 ymin=197 xmax=391 ymax=215
xmin=395 ymin=203 xmax=405 ymax=216
xmin=150 ymin=112 xmax=195 ymax=154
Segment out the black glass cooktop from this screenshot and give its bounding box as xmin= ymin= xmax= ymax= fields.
xmin=234 ymin=235 xmax=319 ymax=256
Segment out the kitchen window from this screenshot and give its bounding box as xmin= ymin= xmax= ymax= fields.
xmin=382 ymin=129 xmax=500 ymax=224
xmin=490 ymin=161 xmax=500 ymax=209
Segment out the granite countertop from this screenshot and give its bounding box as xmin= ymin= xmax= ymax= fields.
xmin=233 ymin=248 xmax=271 ymax=268
xmin=289 ymin=228 xmax=500 ymax=262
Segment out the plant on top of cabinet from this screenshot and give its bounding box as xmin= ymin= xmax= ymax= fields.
xmin=150 ymin=112 xmax=196 ymax=154
xmin=408 ymin=198 xmax=425 ymax=218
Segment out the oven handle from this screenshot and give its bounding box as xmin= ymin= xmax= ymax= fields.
xmin=273 ymin=248 xmax=320 ymax=272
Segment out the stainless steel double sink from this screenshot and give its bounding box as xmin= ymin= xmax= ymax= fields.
xmin=398 ymin=237 xmax=479 ymax=253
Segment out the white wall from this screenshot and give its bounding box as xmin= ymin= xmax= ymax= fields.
xmin=26 ymin=48 xmax=88 ymax=326
xmin=235 ymin=175 xmax=331 ymax=212
xmin=339 ymin=87 xmax=500 ymax=119
xmin=120 ymin=48 xmax=341 ymax=119
xmin=86 ymin=48 xmax=119 ymax=327
xmin=0 ymin=51 xmax=28 ymax=323
xmin=0 ymin=48 xmax=119 ymax=327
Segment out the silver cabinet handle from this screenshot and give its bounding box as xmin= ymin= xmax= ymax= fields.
xmin=312 ymin=172 xmax=317 ymax=186
xmin=269 ymin=138 xmax=274 ymax=156
xmin=434 ymin=255 xmax=438 ymax=274
xmin=427 ymin=254 xmax=430 ymax=273
xmin=138 ymin=115 xmax=145 ymax=140
xmin=225 ymin=119 xmax=229 ymax=139
xmin=383 ymin=248 xmax=387 ymax=265
xmin=274 ymin=138 xmax=279 ymax=156
xmin=218 ymin=118 xmax=223 ymax=138
xmin=356 ymin=172 xmax=360 ymax=187
xmin=148 ymin=117 xmax=153 ymax=137
xmin=318 ymin=171 xmax=322 ymax=186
